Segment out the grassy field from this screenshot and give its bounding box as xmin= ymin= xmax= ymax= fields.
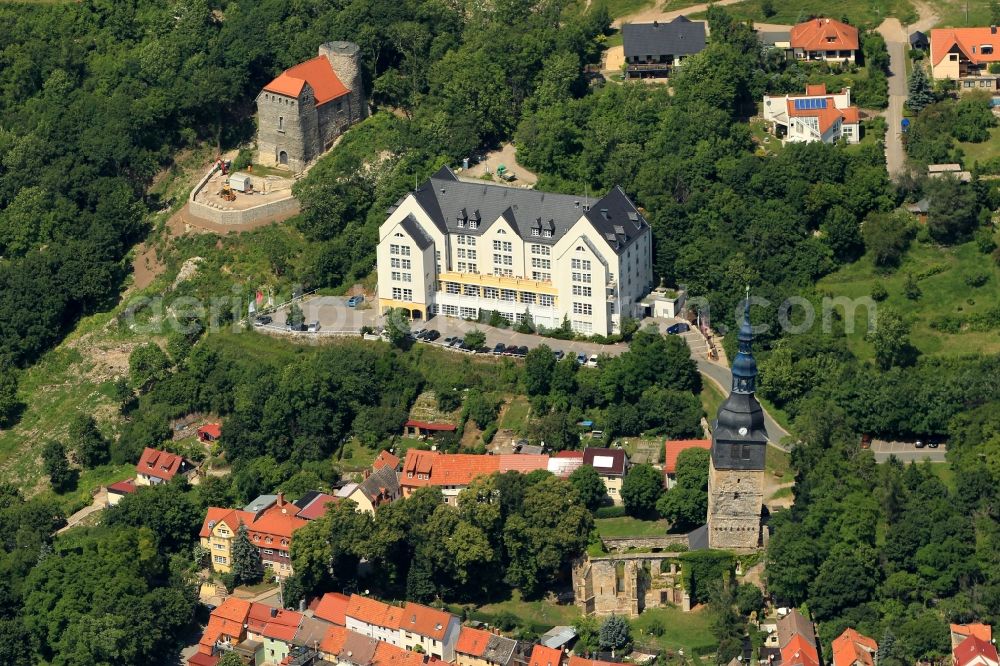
xmin=602 ymin=0 xmax=655 ymax=20
xmin=957 ymin=127 xmax=1000 ymax=167
xmin=766 ymin=445 xmax=794 ymax=483
xmin=689 ymin=0 xmax=917 ymax=26
xmin=500 ymin=396 xmax=531 ymax=433
xmin=749 ymin=119 xmax=786 ymax=157
xmin=934 ymin=0 xmax=998 ymax=27
xmin=461 ymin=591 xmax=581 ymax=631
xmin=632 ymin=606 xmax=718 ymax=655
xmin=928 ymin=461 xmax=956 ymax=491
xmin=817 ymin=240 xmax=1000 ymax=359
xmin=700 ymin=382 xmax=726 ymax=423
xmin=595 ymin=516 xmax=670 ymax=537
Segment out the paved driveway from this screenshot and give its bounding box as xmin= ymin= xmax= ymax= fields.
xmin=871 ymin=438 xmax=947 ymax=463
xmin=261 ymin=296 xmax=378 ymax=333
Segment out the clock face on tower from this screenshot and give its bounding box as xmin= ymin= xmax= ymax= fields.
xmin=739 ymin=427 xmax=748 ymax=436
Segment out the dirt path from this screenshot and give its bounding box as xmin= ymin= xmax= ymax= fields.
xmin=57 ymin=488 xmax=109 ymax=534
xmin=611 ymin=0 xmax=745 ymax=28
xmin=876 ymin=0 xmax=939 ymax=178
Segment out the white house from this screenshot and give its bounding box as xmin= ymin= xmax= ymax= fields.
xmin=762 ymin=84 xmax=861 ymax=145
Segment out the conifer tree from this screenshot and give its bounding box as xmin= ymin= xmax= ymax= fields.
xmin=231 ymin=524 xmax=263 ymax=585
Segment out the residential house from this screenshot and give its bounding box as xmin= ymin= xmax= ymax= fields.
xmin=199 ymin=493 xmax=308 ymax=578
xmin=312 ymin=592 xmax=351 ymax=626
xmin=375 ymin=166 xmax=653 ymax=335
xmin=528 ymin=644 xmax=564 ymax=666
xmin=929 ymin=163 xmax=972 ymax=183
xmin=107 ymin=478 xmax=137 ymax=506
xmin=663 ymin=439 xmax=711 ymax=489
xmin=758 ymin=28 xmax=792 ymax=52
xmin=776 ymin=610 xmax=819 ymax=666
xmin=246 ymin=603 xmax=303 ymax=665
xmin=400 ymin=450 xmax=550 ymax=504
xmin=952 ymin=624 xmax=993 ymax=651
xmin=954 ymin=635 xmax=1000 ymax=666
xmin=456 ymin=627 xmax=518 ymax=666
xmin=338 ymin=629 xmax=382 ymax=666
xmin=373 ymin=640 xmax=429 ymax=666
xmin=295 ymin=490 xmax=340 ymax=520
xmin=404 ymin=420 xmax=458 ymax=439
xmin=547 ymin=451 xmax=584 ymax=478
xmin=762 ymin=84 xmax=861 ymax=144
xmin=906 ymin=198 xmax=930 ymax=224
xmin=346 ymin=465 xmax=402 ymax=514
xmin=346 ymin=595 xmax=404 ymax=646
xmin=320 ymin=626 xmax=349 ymax=662
xmin=910 ymin=30 xmax=929 ymax=51
xmin=789 ymin=18 xmax=859 ymax=62
xmin=930 ymin=27 xmax=1000 ymax=93
xmin=622 ymin=16 xmax=706 ymax=79
xmin=398 ymin=601 xmax=461 ymax=661
xmin=374 ymin=450 xmax=401 ymax=471
xmin=135 ymin=447 xmax=190 ymax=486
xmin=832 ymin=628 xmax=878 ymax=666
xmin=198 ymin=423 xmax=222 ymax=442
xmin=191 ymin=597 xmax=252 ymax=664
xmin=582 ymin=447 xmax=629 ymax=505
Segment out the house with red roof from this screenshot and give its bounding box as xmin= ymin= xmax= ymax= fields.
xmin=199 ymin=493 xmax=308 ymax=578
xmin=954 ymin=635 xmax=1000 ymax=666
xmin=312 ymin=592 xmax=351 ymax=626
xmin=832 ymin=628 xmax=878 ymax=666
xmin=456 ymin=626 xmax=519 ymax=666
xmin=528 ymin=644 xmax=564 ymax=666
xmin=398 ymin=601 xmax=461 ymax=660
xmin=953 ymin=624 xmax=994 ymax=651
xmin=374 ymin=639 xmax=430 ymax=666
xmin=790 ymin=18 xmax=859 ymax=62
xmin=293 ymin=490 xmax=340 ymax=521
xmin=762 ymin=84 xmax=861 ymax=145
xmin=345 ymin=465 xmax=402 ymax=514
xmin=930 ymin=27 xmax=1000 ymax=92
xmin=256 ymin=42 xmax=367 ymax=172
xmin=583 ymin=447 xmax=630 ymax=505
xmin=189 ymin=597 xmax=252 ymax=665
xmin=400 ymin=450 xmax=550 ymax=504
xmin=107 ymin=478 xmax=137 ymax=506
xmin=374 ymin=449 xmax=401 ymax=471
xmin=346 ymin=594 xmax=405 ymax=646
xmin=663 ymin=439 xmax=711 ymax=489
xmin=567 ymin=657 xmax=630 ymax=666
xmin=135 ymin=447 xmax=191 ymax=486
xmin=773 ymin=610 xmax=819 ymax=666
xmin=246 ymin=603 xmax=304 ymax=664
xmin=547 ymin=450 xmax=584 ymax=478
xmin=198 ymin=423 xmax=222 ymax=442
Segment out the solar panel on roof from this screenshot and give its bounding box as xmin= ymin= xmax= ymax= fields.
xmin=793 ymin=97 xmax=828 ymax=111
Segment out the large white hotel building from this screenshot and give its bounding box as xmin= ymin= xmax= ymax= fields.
xmin=375 ymin=167 xmax=653 ymax=335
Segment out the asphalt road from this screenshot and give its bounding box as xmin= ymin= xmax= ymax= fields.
xmin=871 ymin=438 xmax=947 ymax=463
xmin=696 ymin=359 xmax=791 ymax=449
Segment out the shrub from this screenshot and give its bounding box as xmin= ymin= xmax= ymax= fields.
xmin=232 ymin=148 xmax=253 ymax=171
xmin=903 ymin=273 xmax=922 ymax=300
xmin=975 ymin=228 xmax=998 ymax=253
xmin=871 ymin=281 xmax=889 ymax=302
xmin=964 ymin=271 xmax=989 ymax=288
xmin=594 ymin=505 xmax=627 ymax=519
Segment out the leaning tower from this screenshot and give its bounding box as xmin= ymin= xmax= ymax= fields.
xmin=318 ymin=41 xmax=368 ymax=124
xmin=706 ymin=296 xmax=768 ymax=551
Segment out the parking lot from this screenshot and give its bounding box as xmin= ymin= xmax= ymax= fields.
xmin=257 ymin=296 xmax=378 ymax=333
xmin=870 ymin=439 xmax=947 ymax=463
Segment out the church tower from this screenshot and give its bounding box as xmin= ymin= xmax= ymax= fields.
xmin=707 ymin=296 xmax=767 ymax=551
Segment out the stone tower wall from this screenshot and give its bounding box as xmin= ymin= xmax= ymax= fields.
xmin=318 ymin=41 xmax=368 ymax=125
xmin=707 ymin=463 xmax=764 ymax=551
xmin=256 ymin=86 xmax=319 ymax=172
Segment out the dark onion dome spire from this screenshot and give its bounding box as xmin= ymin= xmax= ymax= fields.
xmin=711 ymin=290 xmax=768 ymax=461
xmin=731 ymin=297 xmax=757 ymax=395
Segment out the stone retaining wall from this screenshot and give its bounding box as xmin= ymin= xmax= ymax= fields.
xmin=600 ymin=535 xmax=690 ymax=553
xmin=188 ymin=164 xmax=300 ymax=225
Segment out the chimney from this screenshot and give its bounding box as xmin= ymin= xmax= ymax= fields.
xmin=653 ymin=19 xmax=658 ymax=27
xmin=992 ymin=25 xmax=997 ymax=34
xmin=271 ymin=607 xmax=278 ymax=618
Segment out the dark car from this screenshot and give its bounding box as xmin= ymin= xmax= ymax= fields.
xmin=553 ymin=350 xmax=565 ymax=360
xmin=666 ymin=322 xmax=690 ymax=335
xmin=576 ymin=352 xmax=587 ymax=364
xmin=493 ymin=342 xmax=506 ymax=355
xmin=425 ymin=330 xmax=440 ymax=341
xmin=443 ymin=336 xmax=457 ymax=346
xmin=915 ymin=439 xmax=926 ymax=448
xmin=928 ymin=441 xmax=939 ymax=448
xmin=516 ymin=346 xmax=529 ymax=357
xmin=254 ymin=315 xmax=272 ymax=326
xmin=504 ymin=344 xmax=519 ymax=355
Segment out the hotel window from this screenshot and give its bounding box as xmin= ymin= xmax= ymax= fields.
xmin=446 ymin=282 xmax=460 ymax=294
xmin=531 ymin=258 xmax=551 ymax=269
xmin=458 ymin=248 xmax=467 ymax=259
xmin=391 ymin=288 xmax=414 ymax=300
xmin=572 ymin=285 xmax=592 ymax=297
xmin=460 ymin=307 xmax=478 ymax=319
xmin=571 ymin=258 xmax=591 ymax=270
xmin=467 ymin=236 xmax=476 ymax=246
xmin=501 ymin=289 xmax=516 ymax=301
xmin=539 ymin=294 xmax=555 ymax=307
xmin=484 ymin=287 xmax=499 ymax=299
xmin=572 ymin=272 xmax=591 ymax=283
xmin=463 ymin=284 xmax=478 ymax=296
xmin=458 ymin=262 xmax=468 ymax=272
xmin=542 ymin=229 xmax=553 ymax=238
xmin=493 ymin=240 xmax=513 ymax=252
xmin=522 ymin=292 xmax=536 ymax=304
xmin=215 ymin=543 xmax=225 ymax=549
xmin=531 ymin=244 xmax=550 ymax=256
xmin=468 ymin=263 xmax=478 ymax=273
xmin=467 ymin=250 xmax=476 ymax=260
xmin=574 ymin=320 xmax=593 ymax=333
xmin=442 ymin=304 xmax=458 ymax=316
xmin=573 ymin=302 xmax=593 ymax=315
xmin=392 ymin=271 xmax=401 ymax=281
xmin=264 ymin=549 xmax=274 ymax=555
xmin=494 ymin=268 xmax=513 ymax=277
xmin=469 ymin=220 xmax=478 ymax=229
xmin=401 ymin=273 xmax=411 ymax=282
xmin=531 ymin=272 xmax=551 ymax=282
xmin=214 ymin=555 xmax=227 ymax=564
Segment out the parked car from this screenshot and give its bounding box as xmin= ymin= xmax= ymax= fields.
xmin=254 ymin=315 xmax=272 ymax=326
xmin=586 ymin=354 xmax=599 ymax=367
xmin=307 ymin=321 xmax=321 ymax=332
xmin=553 ymin=350 xmax=565 ymax=360
xmin=915 ymin=439 xmax=926 ymax=448
xmin=443 ymin=336 xmax=457 ymax=346
xmin=666 ymin=322 xmax=690 ymax=335
xmin=450 ymin=338 xmax=465 ymax=348
xmin=928 ymin=441 xmax=939 ymax=448
xmin=504 ymin=345 xmax=519 ymax=355
xmin=425 ymin=330 xmax=440 ymax=341
xmin=576 ymin=353 xmax=587 ymax=365
xmin=516 ymin=345 xmax=529 ymax=357
xmin=346 ymin=295 xmax=365 ymax=308
xmin=493 ymin=342 xmax=506 ymax=355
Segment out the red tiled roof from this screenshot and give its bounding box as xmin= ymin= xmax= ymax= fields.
xmin=805 ymin=83 xmax=827 ymax=95
xmin=554 ymin=450 xmax=584 ymax=458
xmin=931 ymin=28 xmax=1000 ymax=66
xmin=198 ymin=423 xmax=222 ymax=439
xmin=263 ymin=55 xmax=350 ymax=105
xmin=787 ymin=97 xmax=846 ymax=134
xmin=107 ymin=478 xmax=137 ymax=494
xmin=498 ymin=454 xmax=550 ymax=473
xmin=790 ymin=18 xmax=859 ymax=52
xmin=347 ymin=594 xmax=403 ymax=630
xmin=314 ymin=592 xmax=351 ymax=626
xmin=782 ymin=634 xmax=820 ymax=666
xmin=529 ymin=644 xmax=564 ymax=666
xmin=320 ymin=625 xmax=348 ymax=655
xmin=456 ymin=627 xmax=493 ymax=657
xmin=832 ymin=628 xmax=878 ymax=666
xmin=663 ymin=439 xmax=711 ymax=474
xmin=399 ymin=602 xmax=453 ymax=640
xmin=841 ymin=106 xmax=861 ymax=124
xmin=374 ymin=450 xmax=401 ymax=470
xmin=406 ymin=420 xmax=457 ymax=432
xmin=953 ymin=624 xmax=993 ymax=643
xmin=296 ymin=493 xmax=339 ymax=521
xmin=199 ymin=501 xmax=307 ymax=552
xmin=188 ymin=653 xmax=220 ymax=666
xmin=198 ymin=598 xmax=251 ymax=655
xmin=568 ymin=657 xmax=629 ymax=666
xmin=136 ymin=447 xmax=186 ymax=481
xmin=954 ymin=635 xmax=1000 ymax=666
xmin=374 ymin=640 xmax=427 ymax=666
xmin=247 ymin=602 xmax=303 ymax=642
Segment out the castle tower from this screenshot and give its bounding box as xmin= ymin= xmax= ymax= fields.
xmin=707 ymin=295 xmax=767 ymax=551
xmin=318 ymin=41 xmax=368 ymax=124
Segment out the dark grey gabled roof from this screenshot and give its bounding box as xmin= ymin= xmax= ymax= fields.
xmin=407 ymin=167 xmax=647 ymax=255
xmin=358 ymin=465 xmax=400 ymax=501
xmin=623 ymin=16 xmax=706 ymax=59
xmin=398 ymin=214 xmax=433 ymax=250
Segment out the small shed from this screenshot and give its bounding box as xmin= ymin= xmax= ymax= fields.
xmin=909 ymin=30 xmax=929 ymax=51
xmin=198 ymin=423 xmax=222 ymax=442
xmin=228 ymin=172 xmax=254 ymax=193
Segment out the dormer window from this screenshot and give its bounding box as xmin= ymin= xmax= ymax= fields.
xmin=542 ymin=229 xmax=552 ymax=238
xmin=469 ymin=220 xmax=478 ymax=229
xmin=531 ymin=228 xmax=540 ymax=236
xmin=458 ymin=219 xmax=466 ymax=228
